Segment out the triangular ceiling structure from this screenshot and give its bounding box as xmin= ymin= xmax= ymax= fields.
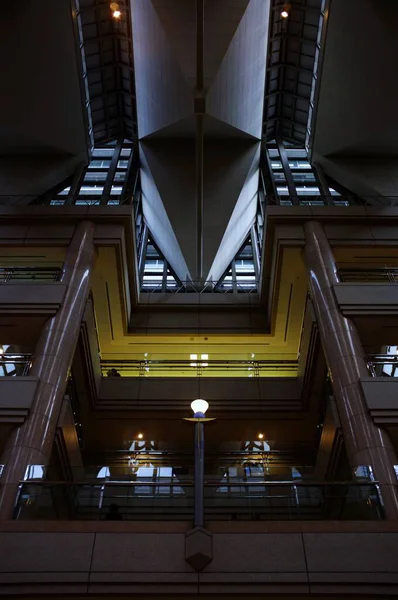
xmin=151 ymin=0 xmax=250 ymax=90
xmin=131 ymin=0 xmax=270 ymax=285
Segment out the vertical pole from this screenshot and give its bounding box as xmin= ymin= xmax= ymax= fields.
xmin=194 ymin=421 xmax=205 ymax=527
xmin=196 ymin=0 xmax=204 ymax=282
xmin=196 ymin=0 xmax=204 ymax=92
xmin=196 ymin=115 xmax=204 ymax=282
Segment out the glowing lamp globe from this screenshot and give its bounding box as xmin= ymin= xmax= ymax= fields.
xmin=191 ymin=399 xmax=209 ymax=418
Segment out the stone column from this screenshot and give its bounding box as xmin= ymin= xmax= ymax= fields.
xmin=303 ymin=220 xmax=398 ymax=519
xmin=0 ymin=221 xmax=97 ymax=519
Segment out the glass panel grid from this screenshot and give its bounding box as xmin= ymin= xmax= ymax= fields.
xmin=53 ymin=141 xmax=134 ymax=205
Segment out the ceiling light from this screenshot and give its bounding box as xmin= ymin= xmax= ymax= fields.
xmin=112 ymin=9 xmax=121 ymax=19
xmin=0 ymin=347 xmax=3 ymax=355
xmin=191 ymin=398 xmax=209 ymax=418
xmin=281 ymin=10 xmax=289 ymax=18
xmin=258 ymin=433 xmax=264 ymax=440
xmin=137 ymin=433 xmax=143 ymax=439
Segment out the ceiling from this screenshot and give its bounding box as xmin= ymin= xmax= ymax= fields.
xmin=0 ymin=0 xmax=89 ymax=203
xmin=1 ymin=0 xmax=329 ymax=276
xmin=311 ymin=0 xmax=398 ymax=201
xmin=77 ymin=0 xmax=137 ymax=143
xmin=264 ymin=0 xmax=324 ymax=145
xmin=132 ymin=0 xmax=269 ymax=283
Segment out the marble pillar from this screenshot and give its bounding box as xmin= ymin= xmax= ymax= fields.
xmin=0 ymin=221 xmax=97 ymax=518
xmin=304 ymin=220 xmax=398 ymax=519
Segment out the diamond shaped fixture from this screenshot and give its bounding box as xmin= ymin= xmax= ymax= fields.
xmin=185 ymin=526 xmax=213 ymax=571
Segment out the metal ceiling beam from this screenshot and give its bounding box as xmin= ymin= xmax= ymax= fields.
xmin=196 ymin=0 xmax=204 ymax=280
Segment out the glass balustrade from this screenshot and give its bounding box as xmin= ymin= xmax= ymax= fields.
xmin=13 ymin=480 xmax=384 ymax=521
xmin=0 ymin=266 xmax=63 ymax=283
xmin=101 ymin=358 xmax=298 ymax=378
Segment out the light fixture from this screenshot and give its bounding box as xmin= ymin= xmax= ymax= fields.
xmin=281 ymin=10 xmax=289 ymax=18
xmin=137 ymin=433 xmax=143 ymax=440
xmin=191 ymin=398 xmax=209 ymax=418
xmin=112 ymin=9 xmax=121 ymax=18
xmin=0 ymin=346 xmax=3 ymax=355
xmin=258 ymin=433 xmax=264 ymax=440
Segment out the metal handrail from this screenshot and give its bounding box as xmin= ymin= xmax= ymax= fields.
xmin=0 ymin=266 xmax=63 ymax=283
xmin=367 ymin=354 xmax=398 ymax=362
xmin=266 ymin=194 xmax=398 ymax=206
xmin=141 ymin=280 xmax=259 ymax=294
xmin=102 ymin=359 xmax=297 ymax=366
xmin=338 ymin=267 xmax=398 ymax=284
xmin=0 ymin=354 xmax=32 ymax=376
xmin=18 ymin=480 xmax=194 ymax=486
xmin=366 ymin=354 xmax=398 ymax=377
xmin=17 ymin=479 xmax=376 ymax=487
xmin=101 ymin=358 xmax=298 ymax=377
xmin=14 ymin=480 xmax=385 ymax=521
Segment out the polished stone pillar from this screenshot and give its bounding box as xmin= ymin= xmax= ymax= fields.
xmin=0 ymin=221 xmax=97 ymax=518
xmin=304 ymin=221 xmax=398 ymax=519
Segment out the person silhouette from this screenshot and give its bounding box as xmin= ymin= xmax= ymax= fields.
xmin=106 ymin=368 xmax=121 ymax=377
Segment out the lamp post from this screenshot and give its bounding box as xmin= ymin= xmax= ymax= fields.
xmin=184 ymin=399 xmax=215 ymax=527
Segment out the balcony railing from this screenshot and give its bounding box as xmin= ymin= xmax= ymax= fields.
xmin=14 ymin=481 xmax=384 ymax=521
xmin=267 ymin=195 xmax=398 ymax=207
xmin=101 ymin=358 xmax=298 ymax=378
xmin=0 ymin=354 xmax=32 ymax=377
xmin=141 ymin=280 xmax=259 ymax=294
xmin=366 ymin=354 xmax=398 ymax=378
xmin=0 ymin=266 xmax=63 ymax=283
xmin=338 ymin=268 xmax=398 ymax=284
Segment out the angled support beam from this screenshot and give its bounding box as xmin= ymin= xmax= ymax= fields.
xmin=276 ymin=137 xmax=299 ymax=205
xmin=100 ymin=140 xmax=122 ymax=205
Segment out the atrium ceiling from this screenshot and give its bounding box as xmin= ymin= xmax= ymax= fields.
xmin=0 ymin=0 xmax=90 ymax=203
xmin=0 ymin=0 xmax=326 ymax=279
xmin=132 ymin=0 xmax=269 ymax=283
xmin=311 ymin=0 xmax=398 ymax=203
xmin=264 ymin=0 xmax=325 ymax=147
xmin=77 ymin=0 xmax=137 ymax=143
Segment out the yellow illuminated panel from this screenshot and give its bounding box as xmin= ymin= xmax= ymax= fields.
xmin=0 ymin=247 xmax=66 ymax=266
xmin=92 ymin=246 xmax=308 ymax=378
